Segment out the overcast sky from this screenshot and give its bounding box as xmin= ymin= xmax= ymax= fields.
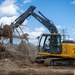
xmin=0 ymin=0 xmax=75 ymax=44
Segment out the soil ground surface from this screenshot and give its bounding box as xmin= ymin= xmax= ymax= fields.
xmin=0 ymin=41 xmax=75 ymax=75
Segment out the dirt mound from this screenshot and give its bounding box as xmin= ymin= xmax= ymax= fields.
xmin=17 ymin=41 xmax=29 ymax=59
xmin=0 ymin=59 xmax=18 ymax=69
xmin=0 ymin=41 xmax=38 ymax=62
xmin=3 ymin=44 xmax=25 ymax=60
xmin=0 ymin=41 xmax=38 ymax=68
xmin=17 ymin=41 xmax=38 ymax=62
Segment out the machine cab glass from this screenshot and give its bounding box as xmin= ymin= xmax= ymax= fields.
xmin=38 ymin=34 xmax=61 ymax=54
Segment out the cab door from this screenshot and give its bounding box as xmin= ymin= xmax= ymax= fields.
xmin=49 ymin=34 xmax=62 ymax=54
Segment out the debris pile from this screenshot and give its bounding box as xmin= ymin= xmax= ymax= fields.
xmin=2 ymin=41 xmax=37 ymax=62
xmin=17 ymin=41 xmax=38 ymax=62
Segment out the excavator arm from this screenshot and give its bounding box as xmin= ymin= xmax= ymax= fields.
xmin=31 ymin=12 xmax=58 ymax=33
xmin=11 ymin=6 xmax=58 ymax=33
xmin=11 ymin=6 xmax=36 ymax=29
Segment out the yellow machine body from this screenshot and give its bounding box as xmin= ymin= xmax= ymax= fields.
xmin=39 ymin=43 xmax=75 ymax=59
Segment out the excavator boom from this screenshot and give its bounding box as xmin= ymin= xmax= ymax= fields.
xmin=31 ymin=12 xmax=58 ymax=33
xmin=11 ymin=6 xmax=58 ymax=33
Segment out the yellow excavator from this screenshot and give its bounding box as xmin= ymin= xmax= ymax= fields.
xmin=20 ymin=6 xmax=75 ymax=66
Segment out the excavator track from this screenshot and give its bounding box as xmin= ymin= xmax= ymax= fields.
xmin=35 ymin=56 xmax=75 ymax=66
xmin=35 ymin=56 xmax=47 ymax=64
xmin=44 ymin=58 xmax=75 ymax=66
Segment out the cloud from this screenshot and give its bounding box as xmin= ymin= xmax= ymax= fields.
xmin=0 ymin=0 xmax=19 ymax=17
xmin=28 ymin=27 xmax=45 ymax=45
xmin=20 ymin=26 xmax=45 ymax=39
xmin=16 ymin=26 xmax=45 ymax=45
xmin=0 ymin=16 xmax=18 ymax=25
xmin=70 ymin=0 xmax=75 ymax=4
xmin=56 ymin=25 xmax=61 ymax=29
xmin=29 ymin=27 xmax=45 ymax=38
xmin=35 ymin=27 xmax=45 ymax=32
xmin=23 ymin=0 xmax=32 ymax=4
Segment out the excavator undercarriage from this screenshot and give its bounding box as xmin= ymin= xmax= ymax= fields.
xmin=35 ymin=56 xmax=75 ymax=66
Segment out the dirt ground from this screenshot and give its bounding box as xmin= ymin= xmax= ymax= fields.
xmin=0 ymin=41 xmax=75 ymax=75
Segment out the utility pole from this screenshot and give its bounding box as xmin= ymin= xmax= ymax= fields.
xmin=62 ymin=29 xmax=66 ymax=40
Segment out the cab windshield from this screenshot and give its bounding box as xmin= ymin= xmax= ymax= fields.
xmin=50 ymin=35 xmax=61 ymax=45
xmin=38 ymin=34 xmax=61 ymax=52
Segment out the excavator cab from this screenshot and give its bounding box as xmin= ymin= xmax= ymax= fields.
xmin=38 ymin=33 xmax=62 ymax=54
